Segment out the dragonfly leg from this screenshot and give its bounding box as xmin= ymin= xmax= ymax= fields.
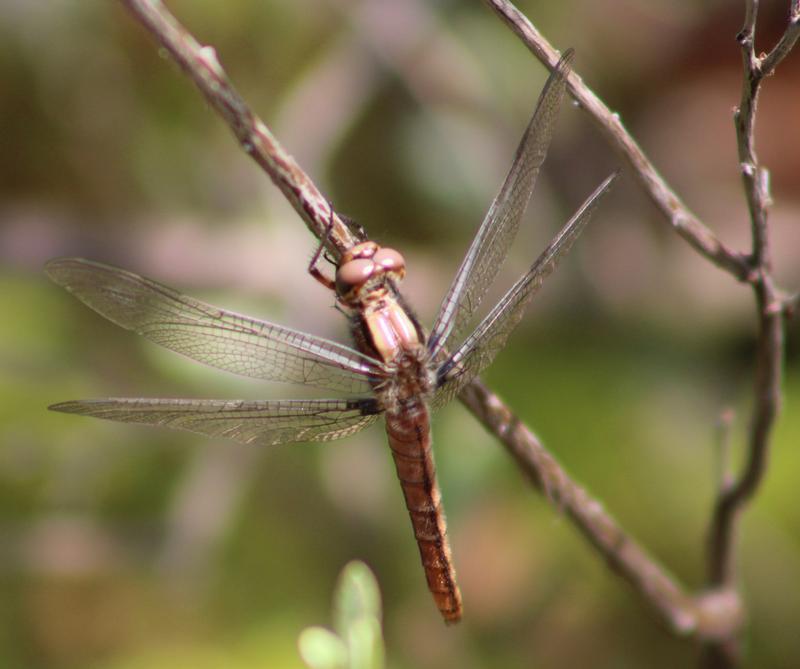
xmin=308 ymin=205 xmax=338 ymax=291
xmin=339 ymin=213 xmax=368 ymax=242
xmin=308 ymin=203 xmax=369 ymax=291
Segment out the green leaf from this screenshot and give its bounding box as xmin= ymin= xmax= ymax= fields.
xmin=298 ymin=626 xmax=348 ymax=669
xmin=333 ymin=561 xmax=382 ymax=637
xmin=346 ymin=617 xmax=384 ymax=669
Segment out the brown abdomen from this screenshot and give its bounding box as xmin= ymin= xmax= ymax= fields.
xmin=385 ymin=403 xmax=462 ymax=623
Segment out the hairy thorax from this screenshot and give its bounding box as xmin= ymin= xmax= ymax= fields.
xmin=333 ymin=240 xmax=435 ymax=414
xmin=378 ymin=345 xmax=435 ymax=415
xmin=351 ymin=287 xmax=435 ymax=415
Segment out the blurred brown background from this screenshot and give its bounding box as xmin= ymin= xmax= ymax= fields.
xmin=1 ymin=1 xmax=799 ymax=667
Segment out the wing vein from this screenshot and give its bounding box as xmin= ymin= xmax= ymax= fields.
xmin=46 ymin=258 xmax=386 ymax=394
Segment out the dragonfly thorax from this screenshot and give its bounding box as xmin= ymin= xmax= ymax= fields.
xmin=375 ymin=346 xmax=436 ymax=412
xmin=335 ymin=241 xmax=406 ymax=306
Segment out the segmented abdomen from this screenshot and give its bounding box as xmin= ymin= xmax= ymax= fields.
xmin=385 ymin=401 xmax=462 ymax=623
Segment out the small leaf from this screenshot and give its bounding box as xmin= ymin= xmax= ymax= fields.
xmin=298 ymin=626 xmax=348 ymax=669
xmin=347 ymin=617 xmax=384 ymax=669
xmin=334 ymin=561 xmax=382 ymax=637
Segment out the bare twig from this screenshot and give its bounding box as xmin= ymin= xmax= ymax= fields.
xmin=480 ymin=0 xmax=753 ymax=282
xmin=759 ymin=0 xmax=800 ymax=75
xmin=706 ymin=0 xmax=794 ymax=591
xmin=732 ymin=0 xmax=800 ymax=264
xmin=703 ymin=278 xmax=784 ymax=669
xmin=480 ymin=0 xmax=797 ymax=662
xmin=701 ymin=7 xmax=796 ymax=666
xmin=118 ymin=0 xmax=360 ymax=258
xmin=459 ymin=380 xmax=700 ymax=634
xmin=117 ymin=0 xmax=705 ymax=638
xmin=713 ymin=409 xmax=736 ymax=494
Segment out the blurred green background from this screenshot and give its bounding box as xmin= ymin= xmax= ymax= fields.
xmin=1 ymin=1 xmax=799 ymax=667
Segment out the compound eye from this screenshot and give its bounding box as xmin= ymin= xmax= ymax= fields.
xmin=348 ymin=242 xmax=378 ymax=260
xmin=336 ymin=258 xmax=375 ymax=295
xmin=373 ymin=247 xmax=405 ymax=273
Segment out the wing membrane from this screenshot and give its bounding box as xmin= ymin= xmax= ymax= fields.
xmin=433 ymin=173 xmax=618 ymax=408
xmin=50 ymin=397 xmax=381 ymax=446
xmin=46 ymin=258 xmax=385 ymax=394
xmin=427 ymin=50 xmax=574 ymax=357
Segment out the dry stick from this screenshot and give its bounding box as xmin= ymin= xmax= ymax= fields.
xmin=733 ymin=0 xmax=800 ymax=266
xmin=460 ymin=380 xmax=698 ymax=634
xmin=702 ymin=4 xmax=798 ymax=666
xmin=480 ymin=0 xmax=798 ymax=663
xmin=118 ymin=0 xmax=704 ymax=637
xmin=713 ymin=409 xmax=736 ymax=494
xmin=117 ymin=0 xmax=360 ymax=259
xmin=481 ymin=0 xmax=753 ymax=283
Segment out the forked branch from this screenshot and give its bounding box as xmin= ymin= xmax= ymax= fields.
xmin=481 ymin=0 xmax=754 ymax=283
xmin=701 ymin=4 xmax=797 ymax=666
xmin=733 ymin=0 xmax=799 ymax=262
xmin=479 ymin=0 xmax=796 ymax=666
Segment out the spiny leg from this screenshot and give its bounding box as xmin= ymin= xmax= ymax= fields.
xmin=308 ymin=205 xmax=338 ymax=291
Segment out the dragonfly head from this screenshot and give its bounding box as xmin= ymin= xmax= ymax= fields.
xmin=335 ymin=241 xmax=406 ymax=305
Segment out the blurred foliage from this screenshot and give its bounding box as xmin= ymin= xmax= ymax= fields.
xmin=1 ymin=1 xmax=799 ymax=669
xmin=298 ymin=561 xmax=384 ymax=669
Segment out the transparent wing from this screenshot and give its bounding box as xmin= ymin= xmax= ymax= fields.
xmin=432 ymin=172 xmax=618 ymax=409
xmin=49 ymin=397 xmax=382 ymax=446
xmin=45 ymin=258 xmax=386 ymax=394
xmin=427 ymin=50 xmax=574 ymax=358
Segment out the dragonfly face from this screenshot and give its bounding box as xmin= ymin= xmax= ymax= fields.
xmin=334 ymin=241 xmax=407 ymax=306
xmin=332 ymin=241 xmax=424 ymax=365
xmin=47 ymin=49 xmax=618 ymax=624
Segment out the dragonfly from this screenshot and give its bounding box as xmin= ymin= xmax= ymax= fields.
xmin=46 ymin=50 xmax=616 ymax=624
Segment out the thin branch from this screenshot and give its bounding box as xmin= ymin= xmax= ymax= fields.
xmin=695 ymin=2 xmax=799 ymax=666
xmin=459 ymin=380 xmax=700 ymax=635
xmin=480 ymin=0 xmax=796 ymax=660
xmin=701 ymin=282 xmax=783 ymax=669
xmin=759 ymin=0 xmax=800 ymax=75
xmin=117 ymin=0 xmax=707 ymax=638
xmin=705 ymin=0 xmax=794 ymax=593
xmin=707 ymin=0 xmax=789 ymax=590
xmin=735 ymin=0 xmax=771 ymax=264
xmin=706 ymin=280 xmax=784 ymax=582
xmin=119 ymin=0 xmax=360 ymax=258
xmin=733 ymin=0 xmax=800 ymax=264
xmin=480 ymin=0 xmax=753 ymax=283
xmin=713 ymin=408 xmax=736 ymax=494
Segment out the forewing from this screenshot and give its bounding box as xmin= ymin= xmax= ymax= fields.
xmin=432 ymin=172 xmax=617 ymax=409
xmin=49 ymin=397 xmax=382 ymax=446
xmin=46 ymin=258 xmax=384 ymax=394
xmin=427 ymin=50 xmax=574 ymax=357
